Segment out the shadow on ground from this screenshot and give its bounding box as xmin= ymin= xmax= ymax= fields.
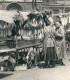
xmin=38 ymin=60 xmax=60 ymax=68
xmin=38 ymin=62 xmax=46 ymax=68
xmin=0 ymin=73 xmax=13 ymax=79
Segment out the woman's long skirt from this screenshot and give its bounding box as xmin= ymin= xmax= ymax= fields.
xmin=46 ymin=47 xmax=57 ymax=62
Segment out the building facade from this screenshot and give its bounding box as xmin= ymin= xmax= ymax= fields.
xmin=0 ymin=0 xmax=42 ymax=11
xmin=42 ymin=0 xmax=70 ymax=14
xmin=0 ymin=0 xmax=70 ymax=14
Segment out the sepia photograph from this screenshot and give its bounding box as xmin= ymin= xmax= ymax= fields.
xmin=0 ymin=0 xmax=70 ymax=80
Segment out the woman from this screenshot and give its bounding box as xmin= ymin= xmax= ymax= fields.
xmin=43 ymin=15 xmax=56 ymax=68
xmin=55 ymin=21 xmax=65 ymax=65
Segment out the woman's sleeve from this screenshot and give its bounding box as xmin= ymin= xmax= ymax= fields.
xmin=52 ymin=26 xmax=56 ymax=36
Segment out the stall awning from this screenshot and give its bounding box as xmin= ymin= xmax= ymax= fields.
xmin=0 ymin=10 xmax=20 ymax=24
xmin=20 ymin=11 xmax=31 ymax=20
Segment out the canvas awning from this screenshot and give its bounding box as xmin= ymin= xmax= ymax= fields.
xmin=20 ymin=11 xmax=31 ymax=20
xmin=0 ymin=10 xmax=20 ymax=24
xmin=20 ymin=11 xmax=41 ymax=20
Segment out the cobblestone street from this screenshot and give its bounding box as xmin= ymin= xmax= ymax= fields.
xmin=1 ymin=63 xmax=70 ymax=80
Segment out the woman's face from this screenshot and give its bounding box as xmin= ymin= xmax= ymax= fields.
xmin=56 ymin=22 xmax=60 ymax=28
xmin=48 ymin=17 xmax=53 ymax=25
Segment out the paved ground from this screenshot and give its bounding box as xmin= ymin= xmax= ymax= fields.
xmin=1 ymin=62 xmax=70 ymax=80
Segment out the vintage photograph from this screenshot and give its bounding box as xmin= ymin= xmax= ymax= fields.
xmin=0 ymin=0 xmax=70 ymax=80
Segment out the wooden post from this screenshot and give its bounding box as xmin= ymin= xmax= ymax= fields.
xmin=35 ymin=46 xmax=38 ymax=66
xmin=63 ymin=0 xmax=66 ymax=13
xmin=63 ymin=34 xmax=67 ymax=59
xmin=35 ymin=0 xmax=37 ymax=8
xmin=32 ymin=0 xmax=34 ymax=9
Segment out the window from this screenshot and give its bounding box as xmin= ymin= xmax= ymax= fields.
xmin=53 ymin=9 xmax=59 ymax=14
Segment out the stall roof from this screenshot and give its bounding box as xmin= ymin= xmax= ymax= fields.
xmin=53 ymin=12 xmax=70 ymax=16
xmin=20 ymin=11 xmax=41 ymax=20
xmin=0 ymin=10 xmax=20 ymax=24
xmin=20 ymin=11 xmax=31 ymax=20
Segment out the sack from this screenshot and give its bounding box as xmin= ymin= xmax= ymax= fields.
xmin=1 ymin=66 xmax=4 ymax=71
xmin=15 ymin=64 xmax=27 ymax=71
xmin=8 ymin=57 xmax=16 ymax=64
